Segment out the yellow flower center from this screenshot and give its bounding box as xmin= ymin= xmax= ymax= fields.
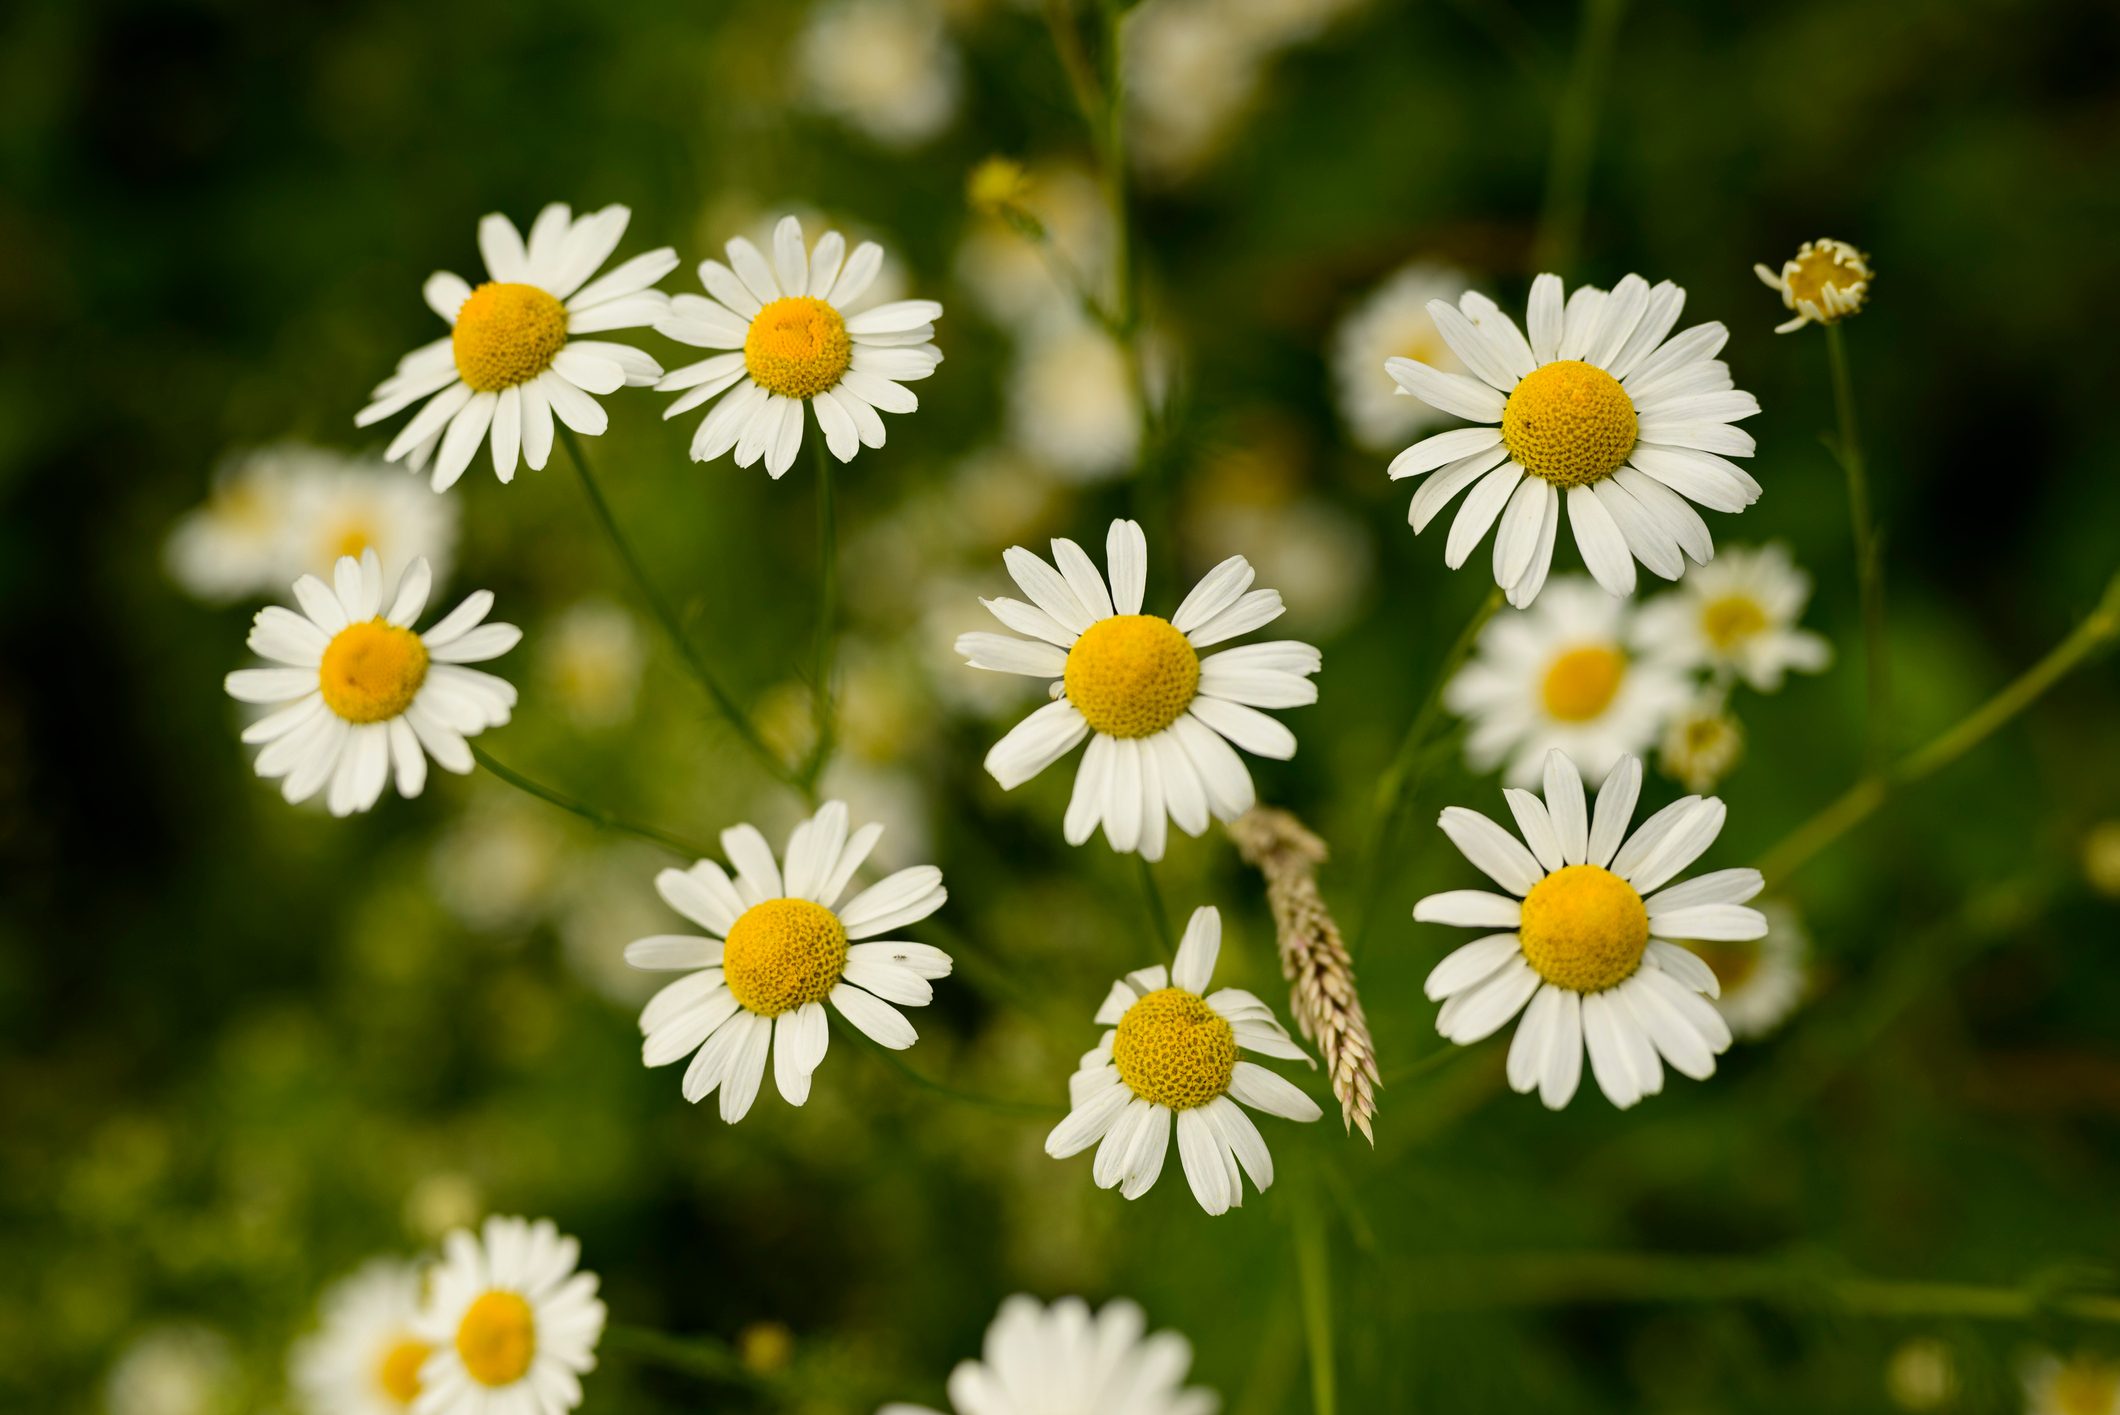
xmin=452 ymin=282 xmax=569 ymax=392
xmin=1112 ymin=987 xmax=1237 ymax=1111
xmin=455 ymin=1290 xmax=536 ymax=1388
xmin=1700 ymin=593 xmax=1768 ymax=650
xmin=1676 ymin=937 xmax=1757 ymax=993
xmin=721 ymin=898 xmax=848 ymax=1017
xmin=1539 ymin=644 xmax=1626 ymax=723
xmin=375 ymin=1336 xmax=432 ymax=1406
xmin=1063 ymin=615 xmax=1200 ymax=739
xmin=1784 ymin=243 xmax=1870 ymax=320
xmin=1518 ymin=864 xmax=1649 ymax=993
xmin=967 ymin=156 xmax=1032 ymax=216
xmin=744 ymin=296 xmax=852 ymax=400
xmin=1501 ymin=359 xmax=1638 ymax=487
xmin=318 ymin=620 xmax=429 ymax=724
xmin=328 ymin=520 xmax=377 ymax=561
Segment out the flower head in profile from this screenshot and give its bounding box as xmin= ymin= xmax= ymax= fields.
xmin=1386 ymin=273 xmax=1761 ymax=604
xmin=1638 ymin=541 xmax=1831 ymax=691
xmin=1047 ymin=906 xmax=1320 ymax=1215
xmin=289 ymin=1260 xmax=430 ymax=1415
xmin=1415 ymin=750 xmax=1761 ymax=1109
xmin=626 ymin=801 xmax=950 ymax=1121
xmin=356 ymin=204 xmax=674 ymax=490
xmin=225 ymin=551 xmax=518 ymax=816
xmin=1754 ymin=238 xmax=1872 ymax=333
xmin=879 ymin=1294 xmax=1219 ymax=1415
xmin=655 ymin=215 xmax=943 ymax=478
xmin=958 ymin=519 xmax=1321 ymax=860
xmin=412 ymin=1216 xmax=604 ymax=1415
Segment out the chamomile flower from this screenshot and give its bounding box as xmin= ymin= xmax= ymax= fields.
xmin=879 ymin=1294 xmax=1219 ymax=1415
xmin=796 ymin=0 xmax=963 ymax=149
xmin=164 ymin=448 xmax=300 ymax=602
xmin=1754 ymin=238 xmax=1873 ymax=333
xmin=1046 ymin=906 xmax=1320 ymax=1215
xmin=225 ymin=550 xmax=519 ymax=817
xmin=355 ymin=204 xmax=675 ymax=491
xmin=2023 ymin=1352 xmax=2120 ymax=1415
xmin=1638 ymin=542 xmax=1831 ymax=691
xmin=626 ymin=801 xmax=950 ymax=1121
xmin=1331 ymin=260 xmax=1469 ymax=453
xmin=1415 ymin=750 xmax=1760 ymax=1110
xmin=1678 ymin=898 xmax=1808 ymax=1040
xmin=655 ymin=215 xmax=943 ymax=478
xmin=283 ymin=451 xmax=462 ymax=586
xmin=1658 ymin=690 xmax=1744 ymax=793
xmin=958 ymin=519 xmax=1322 ymax=860
xmin=290 ymin=1260 xmax=432 ymax=1415
xmin=412 ymin=1216 xmax=604 ymax=1415
xmin=1386 ymin=273 xmax=1762 ymax=604
xmin=1008 ymin=317 xmax=1142 ymax=482
xmin=1444 ymin=576 xmax=1690 ymax=788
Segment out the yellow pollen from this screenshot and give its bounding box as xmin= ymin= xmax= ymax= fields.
xmin=721 ymin=898 xmax=848 ymax=1017
xmin=1063 ymin=615 xmax=1200 ymax=739
xmin=452 ymin=282 xmax=568 ymax=392
xmin=318 ymin=620 xmax=429 ymax=724
xmin=743 ymin=296 xmax=852 ymax=400
xmin=1700 ymin=594 xmax=1769 ymax=651
xmin=1518 ymin=864 xmax=1649 ymax=993
xmin=1112 ymin=988 xmax=1236 ymax=1110
xmin=455 ymin=1290 xmax=536 ymax=1388
xmin=1540 ymin=644 xmax=1626 ymax=723
xmin=1501 ymin=359 xmax=1638 ymax=487
xmin=375 ymin=1336 xmax=432 ymax=1406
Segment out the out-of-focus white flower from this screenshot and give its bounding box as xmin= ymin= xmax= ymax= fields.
xmin=106 ymin=1324 xmax=239 ymax=1415
xmin=413 ymin=1216 xmax=605 ymax=1415
xmin=290 ymin=1260 xmax=430 ymax=1415
xmin=1638 ymin=542 xmax=1831 ymax=692
xmin=1658 ymin=691 xmax=1744 ymax=793
xmin=1007 ymin=316 xmax=1143 ymax=482
xmin=956 ymin=163 xmax=1111 ymax=326
xmin=2022 ymin=1351 xmax=2120 ymax=1415
xmin=1672 ymin=898 xmax=1808 ymax=1041
xmin=430 ymin=792 xmax=569 ymax=934
xmin=165 ymin=449 xmax=302 ymax=602
xmin=538 ymin=599 xmax=644 ymax=728
xmin=1125 ymin=0 xmax=1269 ymax=181
xmin=558 ymin=845 xmax=675 ymax=1005
xmin=880 ymin=1294 xmax=1220 ymax=1415
xmin=1884 ymin=1337 xmax=1957 ymax=1411
xmin=1332 ymin=261 xmax=1471 ymax=453
xmin=797 ymin=0 xmax=963 ymax=149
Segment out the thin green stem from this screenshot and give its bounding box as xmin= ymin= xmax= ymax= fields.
xmin=557 ymin=426 xmax=803 ymax=796
xmin=830 ymin=1012 xmax=1062 ymax=1117
xmin=473 ymin=746 xmax=712 ymax=859
xmin=1380 ymin=1040 xmax=1479 ymax=1089
xmin=800 ymin=435 xmax=839 ymax=791
xmin=1826 ymin=321 xmax=1890 ymax=767
xmin=1756 ymin=571 xmax=2120 ymax=883
xmin=604 ymin=1324 xmax=762 ymax=1390
xmin=1135 ymin=855 xmax=1175 ymax=964
xmin=1529 ymin=0 xmax=1626 ymax=275
xmin=1291 ymin=1174 xmax=1338 ymax=1415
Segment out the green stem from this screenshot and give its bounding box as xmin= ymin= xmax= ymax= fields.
xmin=473 ymin=746 xmax=712 ymax=859
xmin=800 ymin=435 xmax=839 ymax=791
xmin=1135 ymin=855 xmax=1175 ymax=964
xmin=1826 ymin=321 xmax=1890 ymax=767
xmin=1756 ymin=571 xmax=2120 ymax=883
xmin=557 ymin=426 xmax=802 ymax=796
xmin=1291 ymin=1175 xmax=1338 ymax=1415
xmin=1529 ymin=0 xmax=1626 ymax=275
xmin=604 ymin=1324 xmax=762 ymax=1390
xmin=829 ymin=1012 xmax=1062 ymax=1117
xmin=1380 ymin=1041 xmax=1479 ymax=1089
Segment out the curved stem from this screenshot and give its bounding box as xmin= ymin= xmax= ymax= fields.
xmin=1135 ymin=855 xmax=1175 ymax=964
xmin=473 ymin=746 xmax=712 ymax=859
xmin=800 ymin=435 xmax=839 ymax=792
xmin=1826 ymin=321 xmax=1890 ymax=766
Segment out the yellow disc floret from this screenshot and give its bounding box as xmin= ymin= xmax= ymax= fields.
xmin=1112 ymin=987 xmax=1237 ymax=1110
xmin=1539 ymin=644 xmax=1625 ymax=723
xmin=1063 ymin=615 xmax=1200 ymax=738
xmin=1518 ymin=864 xmax=1649 ymax=993
xmin=1779 ymin=239 xmax=1872 ymax=324
xmin=451 ymin=282 xmax=569 ymax=392
xmin=375 ymin=1336 xmax=432 ymax=1406
xmin=1501 ymin=359 xmax=1638 ymax=487
xmin=744 ymin=296 xmax=852 ymax=400
xmin=721 ymin=898 xmax=849 ymax=1017
xmin=1700 ymin=593 xmax=1768 ymax=651
xmin=328 ymin=520 xmax=376 ymax=561
xmin=318 ymin=620 xmax=429 ymax=724
xmin=455 ymin=1290 xmax=536 ymax=1388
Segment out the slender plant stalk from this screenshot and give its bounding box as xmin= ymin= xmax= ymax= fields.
xmin=473 ymin=746 xmax=712 ymax=859
xmin=1135 ymin=854 xmax=1175 ymax=963
xmin=1291 ymin=1175 xmax=1338 ymax=1415
xmin=1529 ymin=0 xmax=1627 ymax=274
xmin=800 ymin=435 xmax=839 ymax=791
xmin=829 ymin=1011 xmax=1061 ymax=1117
xmin=1826 ymin=321 xmax=1890 ymax=766
xmin=1756 ymin=571 xmax=2120 ymax=883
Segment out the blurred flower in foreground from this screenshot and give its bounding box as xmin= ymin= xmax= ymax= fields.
xmin=537 ymin=598 xmax=643 ymax=728
xmin=1416 ymin=750 xmax=1757 ymax=1109
xmin=1677 ymin=897 xmax=1808 ymax=1040
xmin=1331 ymin=260 xmax=1470 ymax=453
xmin=414 ymin=1216 xmax=604 ymax=1415
xmin=226 ymin=552 xmax=519 ymax=816
xmin=2079 ymin=821 xmax=2120 ymax=900
xmin=880 ymin=1294 xmax=1218 ymax=1415
xmin=797 ymin=0 xmax=962 ymax=149
xmin=357 ymin=204 xmax=675 ymax=490
xmin=1445 ymin=576 xmax=1691 ymax=788
xmin=1007 ymin=316 xmax=1142 ymax=482
xmin=1658 ymin=691 xmax=1744 ymax=793
xmin=106 ymin=1324 xmax=239 ymax=1415
xmin=959 ymin=519 xmax=1321 ymax=860
xmin=657 ymin=215 xmax=942 ymax=478
xmin=1640 ymin=542 xmax=1831 ymax=691
xmin=1388 ymin=273 xmax=1761 ymax=604
xmin=1755 ymin=237 xmax=1873 ymax=333
xmin=626 ymin=801 xmax=951 ymax=1121
xmin=1885 ymin=1336 xmax=1959 ymax=1410
xmin=1046 ymin=906 xmax=1319 ymax=1215
xmin=2022 ymin=1351 xmax=2120 ymax=1415
xmin=289 ymin=1260 xmax=430 ymax=1415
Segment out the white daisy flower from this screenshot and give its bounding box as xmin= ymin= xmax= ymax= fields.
xmin=1385 ymin=272 xmax=1762 ymax=605
xmin=1674 ymin=898 xmax=1808 ymax=1041
xmin=1007 ymin=316 xmax=1142 ymax=483
xmin=1330 ymin=259 xmax=1470 ymax=453
xmin=1414 ymin=750 xmax=1762 ymax=1110
xmin=1046 ymin=906 xmax=1321 ymax=1216
xmin=290 ymin=1260 xmax=432 ymax=1415
xmin=654 ymin=215 xmax=943 ymax=479
xmin=880 ymin=1294 xmax=1219 ymax=1415
xmin=225 ymin=550 xmax=519 ymax=817
xmin=164 ymin=448 xmax=300 ymax=602
xmin=1754 ymin=237 xmax=1873 ymax=333
xmin=796 ymin=0 xmax=963 ymax=149
xmin=412 ymin=1216 xmax=604 ymax=1415
xmin=1637 ymin=542 xmax=1832 ymax=691
xmin=2023 ymin=1353 xmax=2120 ymax=1415
xmin=957 ymin=519 xmax=1323 ymax=860
xmin=625 ymin=800 xmax=951 ymax=1122
xmin=355 ymin=203 xmax=675 ymax=491
xmin=1657 ymin=691 xmax=1745 ymax=793
xmin=283 ymin=451 xmax=462 ymax=586
xmin=1444 ymin=576 xmax=1691 ymax=788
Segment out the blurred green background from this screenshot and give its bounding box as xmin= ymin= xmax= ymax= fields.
xmin=4 ymin=0 xmax=2119 ymax=1411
